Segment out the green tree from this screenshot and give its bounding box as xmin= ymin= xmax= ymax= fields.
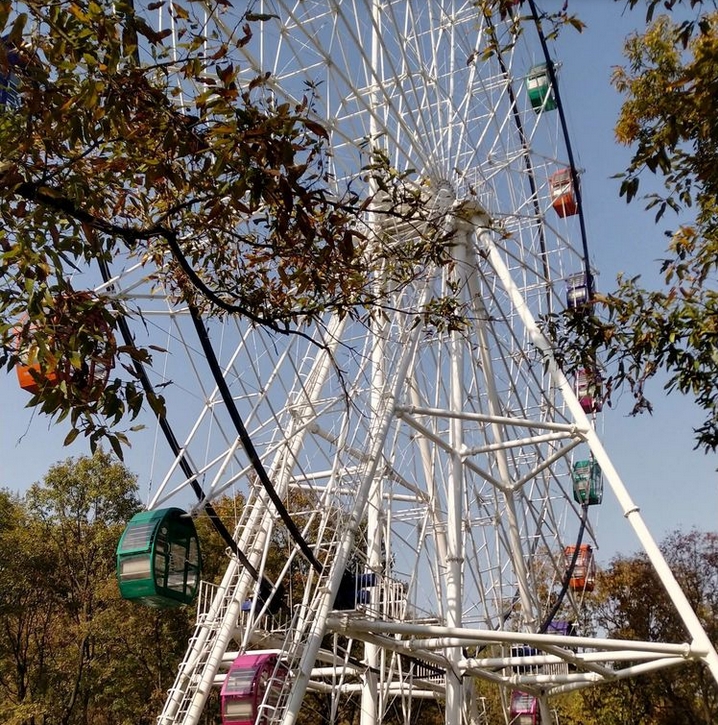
xmin=0 ymin=452 xmax=200 ymax=725
xmin=22 ymin=451 xmax=140 ymax=725
xmin=580 ymin=530 xmax=718 ymax=725
xmin=0 ymin=490 xmax=60 ymax=725
xmin=86 ymin=594 xmax=197 ymax=725
xmin=548 ymin=0 xmax=718 ymax=451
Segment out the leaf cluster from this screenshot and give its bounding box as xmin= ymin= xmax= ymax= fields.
xmin=472 ymin=0 xmax=585 ymax=62
xmin=582 ymin=530 xmax=718 ymax=724
xmin=545 ymin=529 xmax=718 ymax=725
xmin=0 ymin=1 xmax=463 ymax=454
xmin=547 ymin=2 xmax=718 ymax=452
xmin=0 ymin=451 xmax=200 ymax=725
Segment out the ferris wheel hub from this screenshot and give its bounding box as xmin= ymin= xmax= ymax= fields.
xmin=450 ymin=198 xmax=490 ymax=233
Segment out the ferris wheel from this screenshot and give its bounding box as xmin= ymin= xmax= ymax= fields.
xmin=93 ymin=2 xmax=718 ymax=725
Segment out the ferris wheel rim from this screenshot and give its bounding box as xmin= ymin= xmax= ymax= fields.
xmin=115 ymin=3 xmax=611 ymax=723
xmin=119 ymin=0 xmax=600 ymax=632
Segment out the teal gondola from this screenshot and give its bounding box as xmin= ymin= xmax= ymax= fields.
xmin=116 ymin=507 xmax=201 ymax=607
xmin=526 ymin=63 xmax=556 ymax=113
xmin=572 ymin=459 xmax=603 ymax=505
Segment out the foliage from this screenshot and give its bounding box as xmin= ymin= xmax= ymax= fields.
xmin=546 ymin=1 xmax=718 ymax=451
xmin=579 ymin=530 xmax=718 ymax=724
xmin=4 ymin=456 xmax=718 ymax=724
xmin=0 ymin=490 xmax=59 ymax=725
xmin=536 ymin=529 xmax=718 ymax=725
xmin=193 ymin=493 xmax=246 ymax=585
xmin=0 ymin=0 xmax=588 ymax=460
xmin=0 ymin=0 xmax=462 ymax=455
xmin=475 ymin=0 xmax=585 ymax=61
xmin=0 ymin=452 xmax=199 ymax=725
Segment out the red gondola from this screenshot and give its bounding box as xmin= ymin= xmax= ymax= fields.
xmin=564 ymin=544 xmax=596 ymax=593
xmin=549 ymin=169 xmax=578 ymax=217
xmin=510 ymin=690 xmax=541 ymax=724
xmin=221 ymin=652 xmax=289 ymax=725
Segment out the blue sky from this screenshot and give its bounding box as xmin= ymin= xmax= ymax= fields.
xmin=1 ymin=1 xmax=715 ymax=565
xmin=556 ymin=1 xmax=718 ymax=562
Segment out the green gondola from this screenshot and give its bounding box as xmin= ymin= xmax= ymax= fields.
xmin=571 ymin=459 xmax=603 ymax=506
xmin=116 ymin=507 xmax=201 ymax=608
xmin=526 ymin=62 xmax=557 ymax=112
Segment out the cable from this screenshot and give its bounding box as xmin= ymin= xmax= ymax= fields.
xmin=96 ymin=255 xmax=281 ymax=610
xmin=188 ymin=304 xmax=324 ymax=576
xmin=481 ymin=9 xmax=553 ymax=313
xmin=527 ymin=0 xmax=593 ymax=289
xmin=538 ymin=501 xmax=590 ymax=634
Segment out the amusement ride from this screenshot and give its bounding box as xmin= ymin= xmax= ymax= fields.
xmin=9 ymin=1 xmax=718 ymax=724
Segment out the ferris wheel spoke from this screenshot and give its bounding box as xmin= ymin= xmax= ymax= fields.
xmin=97 ymin=3 xmax=718 ymax=725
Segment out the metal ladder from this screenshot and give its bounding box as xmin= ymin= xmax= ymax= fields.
xmin=158 ymin=491 xmax=352 ymax=725
xmin=156 ymin=488 xmax=269 ymax=725
xmin=261 ymin=538 xmax=343 ymax=725
xmin=156 ymin=563 xmax=243 ymax=725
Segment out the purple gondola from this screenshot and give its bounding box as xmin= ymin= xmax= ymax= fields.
xmin=545 ymin=620 xmax=576 ymax=638
xmin=566 ymin=271 xmax=595 ymax=310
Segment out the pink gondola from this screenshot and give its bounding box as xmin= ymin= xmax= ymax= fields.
xmin=575 ymin=367 xmax=603 ymax=414
xmin=221 ymin=652 xmax=288 ymax=725
xmin=510 ymin=690 xmax=541 ymax=724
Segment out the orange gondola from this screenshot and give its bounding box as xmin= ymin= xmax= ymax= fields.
xmin=13 ymin=292 xmax=115 ymax=400
xmin=15 ymin=344 xmax=59 ymax=394
xmin=565 ymin=544 xmax=596 ymax=592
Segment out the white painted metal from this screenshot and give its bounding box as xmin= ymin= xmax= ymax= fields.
xmin=106 ymin=3 xmax=718 ymax=725
xmin=476 ymin=215 xmax=718 ymax=687
xmin=361 ymin=4 xmax=385 ymax=723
